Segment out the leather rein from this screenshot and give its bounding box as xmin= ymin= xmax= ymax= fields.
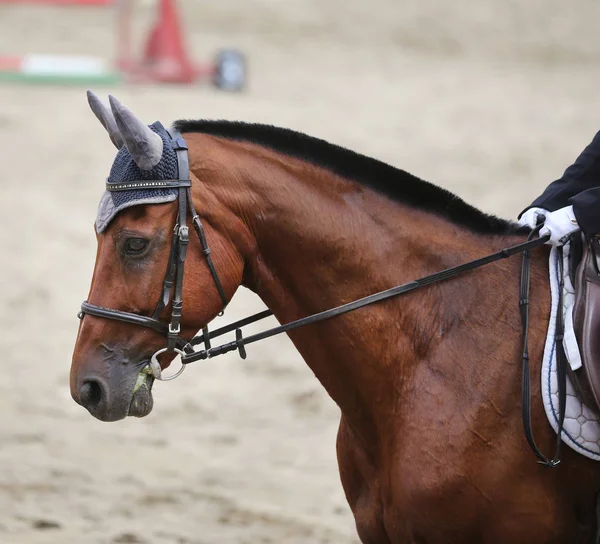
xmin=78 ymin=131 xmax=564 ymax=466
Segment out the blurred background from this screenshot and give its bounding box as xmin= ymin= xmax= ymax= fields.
xmin=1 ymin=0 xmax=600 ymax=542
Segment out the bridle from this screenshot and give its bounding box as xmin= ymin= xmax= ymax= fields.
xmin=78 ymin=131 xmax=567 ymax=466
xmin=79 ymin=128 xmax=230 ymax=380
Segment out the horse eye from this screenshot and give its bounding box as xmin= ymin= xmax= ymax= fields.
xmin=124 ymin=238 xmax=149 ymax=255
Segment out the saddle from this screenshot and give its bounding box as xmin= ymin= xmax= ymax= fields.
xmin=569 ymin=233 xmax=600 ymax=415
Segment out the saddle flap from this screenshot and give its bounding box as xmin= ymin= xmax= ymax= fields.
xmin=571 ymin=235 xmax=600 ymax=414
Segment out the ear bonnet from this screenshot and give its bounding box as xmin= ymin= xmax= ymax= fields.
xmin=88 ymin=92 xmax=182 ymax=232
xmin=80 ymin=91 xmax=230 ymax=376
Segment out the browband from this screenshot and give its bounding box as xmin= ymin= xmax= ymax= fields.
xmin=106 ymin=179 xmax=191 ymax=191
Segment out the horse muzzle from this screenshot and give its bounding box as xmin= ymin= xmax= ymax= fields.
xmin=72 ymin=359 xmax=155 ymax=422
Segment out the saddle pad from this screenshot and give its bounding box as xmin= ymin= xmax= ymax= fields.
xmin=542 ymin=243 xmax=600 ymax=461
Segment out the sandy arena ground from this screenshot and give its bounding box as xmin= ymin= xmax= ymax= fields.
xmin=2 ymin=1 xmax=600 ymax=542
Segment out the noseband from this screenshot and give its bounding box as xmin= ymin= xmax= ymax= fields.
xmin=79 ymin=129 xmax=229 ymax=380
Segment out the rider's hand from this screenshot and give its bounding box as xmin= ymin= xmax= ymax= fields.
xmin=518 ymin=207 xmax=548 ymax=229
xmin=539 ymin=205 xmax=580 ymax=246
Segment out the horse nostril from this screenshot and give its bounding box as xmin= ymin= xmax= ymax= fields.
xmin=79 ymin=379 xmax=103 ymax=408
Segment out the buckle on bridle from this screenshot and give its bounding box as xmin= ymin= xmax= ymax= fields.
xmin=178 ymin=225 xmax=189 ymax=243
xmin=178 ymin=226 xmax=189 ymax=261
xmin=167 ymin=322 xmax=180 ymax=352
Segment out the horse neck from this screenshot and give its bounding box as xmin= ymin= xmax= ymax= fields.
xmin=189 ymin=134 xmax=548 ymax=447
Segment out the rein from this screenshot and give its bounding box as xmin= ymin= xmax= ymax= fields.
xmin=519 ymin=225 xmax=568 ymax=467
xmin=182 ymin=235 xmax=550 ymax=362
xmin=78 ymin=130 xmax=566 ymax=465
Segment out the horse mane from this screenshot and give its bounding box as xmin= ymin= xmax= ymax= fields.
xmin=173 ymin=119 xmax=521 ymax=235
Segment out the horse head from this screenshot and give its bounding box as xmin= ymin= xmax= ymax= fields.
xmin=70 ymin=92 xmax=243 ymax=422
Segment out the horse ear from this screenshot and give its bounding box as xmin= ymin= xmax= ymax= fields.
xmin=108 ymin=95 xmax=163 ymax=171
xmin=87 ymin=90 xmax=124 ymax=150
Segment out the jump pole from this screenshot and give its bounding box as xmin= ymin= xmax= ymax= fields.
xmin=0 ymin=0 xmax=233 ymax=87
xmin=0 ymin=54 xmax=121 ymax=84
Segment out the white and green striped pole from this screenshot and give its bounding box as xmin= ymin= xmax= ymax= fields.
xmin=0 ymin=54 xmax=121 ymax=85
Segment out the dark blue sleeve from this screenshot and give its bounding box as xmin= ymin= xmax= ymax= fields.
xmin=571 ymin=187 xmax=600 ymax=236
xmin=521 ymin=130 xmax=600 ymax=217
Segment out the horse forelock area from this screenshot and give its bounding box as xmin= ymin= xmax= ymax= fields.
xmin=174 ymin=119 xmax=521 ymax=236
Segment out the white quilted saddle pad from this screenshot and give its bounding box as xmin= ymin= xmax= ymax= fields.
xmin=542 ymin=243 xmax=600 ymax=461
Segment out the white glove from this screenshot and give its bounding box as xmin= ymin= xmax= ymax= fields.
xmin=539 ymin=205 xmax=580 ymax=246
xmin=518 ymin=207 xmax=548 ymax=229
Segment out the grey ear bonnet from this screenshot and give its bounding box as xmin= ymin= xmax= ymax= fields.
xmin=96 ymin=121 xmax=179 ymax=233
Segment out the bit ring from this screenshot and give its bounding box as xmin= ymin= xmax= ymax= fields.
xmin=149 ymin=348 xmax=186 ymax=381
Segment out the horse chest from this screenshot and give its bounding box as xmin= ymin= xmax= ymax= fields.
xmin=337 ymin=417 xmax=598 ymax=543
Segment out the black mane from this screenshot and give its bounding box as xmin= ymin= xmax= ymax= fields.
xmin=173 ymin=119 xmax=519 ymax=235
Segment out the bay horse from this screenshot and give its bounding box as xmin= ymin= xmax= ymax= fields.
xmin=71 ymin=93 xmax=600 ymax=543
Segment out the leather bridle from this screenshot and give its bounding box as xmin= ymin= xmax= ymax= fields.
xmin=78 ymin=131 xmax=566 ymax=466
xmin=79 ymin=129 xmax=230 ymax=380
